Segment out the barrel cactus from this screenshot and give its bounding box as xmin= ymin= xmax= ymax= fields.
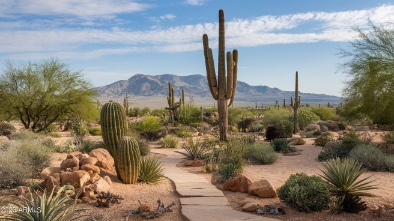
xmin=117 ymin=136 xmax=141 ymax=184
xmin=100 ymin=101 xmax=127 ymax=179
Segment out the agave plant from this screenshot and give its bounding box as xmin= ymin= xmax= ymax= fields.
xmin=139 ymin=157 xmax=165 ymax=183
xmin=319 ymin=157 xmax=376 ymax=212
xmin=179 ymin=138 xmax=211 ymax=160
xmin=0 ymin=187 xmax=89 ymax=221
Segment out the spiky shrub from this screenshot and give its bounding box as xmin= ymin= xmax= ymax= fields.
xmin=160 ymin=135 xmax=179 ymax=148
xmin=320 ymin=158 xmax=376 ymax=213
xmin=276 ymin=120 xmax=293 ymax=138
xmin=243 ymin=143 xmax=278 ymax=164
xmin=180 ymin=138 xmax=210 ymax=160
xmin=318 ymin=141 xmax=348 ymax=161
xmin=0 ymin=187 xmax=88 ymax=221
xmin=100 ymin=101 xmax=127 ymax=179
xmin=117 ymin=136 xmax=141 ymax=184
xmin=271 ymin=138 xmax=291 ymax=153
xmin=277 ymin=173 xmax=330 ymax=212
xmin=139 ymin=157 xmax=164 ymax=183
xmin=349 ymin=144 xmax=394 ymax=172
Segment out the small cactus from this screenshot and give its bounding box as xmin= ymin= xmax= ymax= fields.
xmin=117 ymin=136 xmax=141 ymax=184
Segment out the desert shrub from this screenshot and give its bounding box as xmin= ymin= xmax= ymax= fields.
xmin=243 ymin=143 xmax=278 ymax=164
xmin=276 ymin=120 xmax=293 ymax=138
xmin=0 ymin=187 xmax=87 ymax=221
xmin=240 ymin=134 xmax=257 ymax=144
xmin=349 ymin=144 xmax=394 ymax=172
xmin=132 ymin=116 xmax=164 ymax=140
xmin=339 ymin=131 xmax=364 ymax=152
xmin=17 ymin=140 xmax=51 ymax=175
xmin=71 ymin=119 xmax=88 ymax=147
xmin=263 ymin=108 xmax=292 ymax=125
xmin=383 ymin=132 xmax=394 ymax=144
xmin=290 ymin=137 xmax=306 ymax=145
xmin=314 ymin=132 xmax=334 ymax=147
xmin=78 ymin=140 xmax=105 ymax=154
xmin=318 ymin=121 xmax=339 ymax=131
xmin=250 ymin=121 xmax=264 ymax=132
xmin=180 ymin=138 xmax=210 ymax=160
xmin=55 ymin=140 xmax=76 ymax=153
xmin=320 ymin=158 xmax=376 ymax=213
xmin=43 ymin=123 xmax=57 ymax=133
xmin=0 ymin=122 xmax=16 ymax=137
xmin=88 ymin=127 xmax=102 ymax=136
xmin=218 ymin=140 xmax=244 ymax=180
xmin=298 ymin=109 xmax=320 ymax=130
xmin=304 ymin=123 xmax=320 ymax=132
xmin=9 ymin=130 xmax=42 ymax=140
xmin=300 ymin=131 xmax=315 ymax=138
xmin=318 ymin=141 xmax=349 ymax=161
xmin=228 ymin=108 xmax=254 ymax=127
xmin=176 ymin=129 xmax=193 ymax=138
xmin=48 ymin=132 xmax=61 ymax=138
xmin=237 ymin=117 xmax=255 ymax=132
xmin=337 ymin=122 xmax=347 ymax=130
xmin=137 ymin=138 xmax=150 ymax=156
xmin=138 ymin=157 xmax=164 ymax=183
xmin=265 ymin=125 xmax=278 ymax=141
xmin=160 ymin=135 xmax=179 ymax=148
xmin=311 ymin=107 xmax=337 ymax=121
xmin=271 ymin=138 xmax=291 ymax=153
xmin=277 ymin=173 xmax=330 ymax=212
xmin=179 ymin=105 xmax=204 ymax=124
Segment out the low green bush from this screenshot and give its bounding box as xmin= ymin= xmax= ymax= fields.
xmin=160 ymin=135 xmax=179 ymax=148
xmin=383 ymin=132 xmax=394 ymax=144
xmin=176 ymin=129 xmax=193 ymax=138
xmin=137 ymin=138 xmax=150 ymax=156
xmin=88 ymin=127 xmax=102 ymax=136
xmin=263 ymin=108 xmax=292 ymax=125
xmin=218 ymin=140 xmax=244 ymax=180
xmin=298 ymin=108 xmax=320 ymax=130
xmin=244 ymin=143 xmax=278 ymax=164
xmin=265 ymin=125 xmax=278 ymax=141
xmin=311 ymin=107 xmax=337 ymax=121
xmin=349 ymin=144 xmax=394 ymax=172
xmin=318 ymin=141 xmax=348 ymax=161
xmin=0 ymin=122 xmax=16 ymax=137
xmin=78 ymin=140 xmax=105 ymax=154
xmin=276 ymin=120 xmax=293 ymax=138
xmin=131 ymin=116 xmax=164 ymax=140
xmin=271 ymin=138 xmax=291 ymax=153
xmin=277 ymin=173 xmax=330 ymax=212
xmin=180 ymin=138 xmax=210 ymax=160
xmin=314 ymin=132 xmax=334 ymax=147
xmin=318 ymin=121 xmax=339 ymax=132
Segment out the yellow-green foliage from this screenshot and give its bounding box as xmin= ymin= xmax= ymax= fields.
xmin=160 ymin=135 xmax=179 ymax=148
xmin=263 ymin=108 xmax=292 ymax=125
xmin=311 ymin=107 xmax=337 ymax=121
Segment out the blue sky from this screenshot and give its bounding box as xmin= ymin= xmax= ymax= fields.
xmin=1 ymin=0 xmax=394 ymax=97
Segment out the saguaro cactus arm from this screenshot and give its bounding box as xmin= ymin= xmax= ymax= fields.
xmin=203 ymin=35 xmax=219 ymax=100
xmin=228 ymin=49 xmax=238 ymax=107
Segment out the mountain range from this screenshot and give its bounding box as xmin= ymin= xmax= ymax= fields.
xmin=93 ymin=74 xmax=341 ymax=107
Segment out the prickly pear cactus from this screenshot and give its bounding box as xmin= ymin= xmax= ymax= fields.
xmin=117 ymin=136 xmax=141 ymax=184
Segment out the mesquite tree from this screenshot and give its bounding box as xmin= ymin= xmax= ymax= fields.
xmin=203 ymin=9 xmax=238 ymax=141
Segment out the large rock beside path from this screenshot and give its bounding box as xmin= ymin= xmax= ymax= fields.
xmin=248 ymin=179 xmax=277 ymax=198
xmin=223 ymin=174 xmax=251 ymax=193
xmin=89 ymin=148 xmax=114 ymax=170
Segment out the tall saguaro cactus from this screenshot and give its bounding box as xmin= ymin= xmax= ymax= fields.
xmin=293 ymin=71 xmax=299 ymax=133
xmin=203 ymin=9 xmax=238 ymax=141
xmin=123 ymin=93 xmax=129 ymax=116
xmin=100 ymin=101 xmax=127 ymax=180
xmin=166 ymin=82 xmax=180 ymax=123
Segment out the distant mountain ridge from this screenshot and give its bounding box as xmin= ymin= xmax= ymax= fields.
xmin=93 ymin=74 xmax=341 ymax=104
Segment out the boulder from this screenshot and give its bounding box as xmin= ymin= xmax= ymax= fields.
xmin=40 ymin=166 xmax=61 ymax=180
xmin=89 ymin=173 xmax=101 ymax=184
xmin=77 ymin=153 xmax=89 ymax=162
xmin=68 ymin=151 xmax=82 ymax=158
xmin=103 ymin=176 xmax=112 ymax=186
xmin=60 ymin=156 xmax=79 ymax=171
xmin=61 ymin=170 xmax=90 ymax=189
xmin=248 ymin=179 xmax=277 ymax=198
xmin=242 ymin=203 xmax=260 ymax=212
xmin=52 ymin=173 xmax=61 ymax=184
xmin=40 ymin=176 xmax=60 ymax=193
xmin=80 ymin=157 xmax=98 ymax=166
xmin=89 ymin=148 xmax=114 ymax=170
xmin=16 ymin=186 xmax=30 ymax=197
xmin=90 ymin=178 xmax=110 ymax=193
xmin=81 ymin=164 xmax=100 ymax=174
xmin=223 ymin=175 xmax=252 ymax=193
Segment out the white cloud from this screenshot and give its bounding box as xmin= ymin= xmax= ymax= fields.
xmin=184 ymin=0 xmax=205 ymax=6
xmin=1 ymin=4 xmax=394 ymax=59
xmin=160 ymin=14 xmax=176 ymax=21
xmin=0 ymin=0 xmax=149 ymax=18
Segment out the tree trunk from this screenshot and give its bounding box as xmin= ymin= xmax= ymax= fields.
xmin=218 ymin=98 xmax=228 ymax=141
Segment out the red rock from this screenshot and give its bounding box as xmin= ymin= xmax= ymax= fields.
xmin=16 ymin=186 xmax=30 ymax=197
xmin=68 ymin=151 xmax=82 ymax=158
xmin=242 ymin=203 xmax=260 ymax=212
xmin=61 ymin=170 xmax=90 ymax=189
xmin=60 ymin=156 xmax=79 ymax=171
xmin=40 ymin=166 xmax=61 ymax=179
xmin=90 ymin=178 xmax=110 ymax=193
xmin=80 ymin=157 xmax=98 ymax=166
xmin=81 ymin=164 xmax=100 ymax=174
xmin=40 ymin=176 xmax=59 ymax=193
xmin=89 ymin=148 xmax=114 ymax=170
xmin=89 ymin=173 xmax=100 ymax=184
xmin=248 ymin=179 xmax=277 ymax=198
xmin=223 ymin=175 xmax=252 ymax=193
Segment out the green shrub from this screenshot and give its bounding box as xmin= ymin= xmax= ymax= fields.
xmin=9 ymin=130 xmax=42 ymax=140
xmin=349 ymin=144 xmax=394 ymax=172
xmin=263 ymin=108 xmax=292 ymax=125
xmin=314 ymin=132 xmax=334 ymax=147
xmin=55 ymin=140 xmax=76 ymax=153
xmin=0 ymin=122 xmax=16 ymax=137
xmin=318 ymin=121 xmax=339 ymax=131
xmin=0 ymin=187 xmax=88 ymax=221
xmin=337 ymin=122 xmax=347 ymax=130
xmin=276 ymin=120 xmax=293 ymax=138
xmin=179 ymin=105 xmax=204 ymax=124
xmin=277 ymin=173 xmax=330 ymax=212
xmin=298 ymin=108 xmax=320 ymax=130
xmin=271 ymin=138 xmax=291 ymax=153
xmin=71 ymin=119 xmax=88 ymax=147
xmin=139 ymin=157 xmax=164 ymax=183
xmin=320 ymin=158 xmax=376 ymax=213
xmin=244 ymin=143 xmax=278 ymax=164
xmin=317 ymin=141 xmax=348 ymax=161
xmin=78 ymin=140 xmax=105 ymax=154
xmin=339 ymin=131 xmax=364 ymax=152
xmin=160 ymin=135 xmax=179 ymax=148
xmin=218 ymin=141 xmax=244 ymax=180
xmin=131 ymin=116 xmax=163 ymax=140
xmin=180 ymin=138 xmax=210 ymax=160
xmin=265 ymin=125 xmax=278 ymax=141
xmin=383 ymin=132 xmax=394 ymax=144
xmin=311 ymin=107 xmax=337 ymax=121
xmin=218 ymin=163 xmax=238 ymax=180
xmin=137 ymin=138 xmax=150 ymax=156
xmin=176 ymin=129 xmax=193 ymax=138
xmin=88 ymin=127 xmax=102 ymax=136
xmin=17 ymin=140 xmax=51 ymax=175
xmin=237 ymin=117 xmax=255 ymax=132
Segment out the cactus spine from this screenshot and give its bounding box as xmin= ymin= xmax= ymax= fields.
xmin=203 ymin=9 xmax=238 ymax=141
xmin=293 ymin=71 xmax=299 ymax=133
xmin=100 ymin=101 xmax=127 ymax=180
xmin=117 ymin=136 xmax=141 ymax=184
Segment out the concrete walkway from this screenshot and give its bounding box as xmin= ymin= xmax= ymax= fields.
xmin=153 ymin=149 xmax=280 ymax=221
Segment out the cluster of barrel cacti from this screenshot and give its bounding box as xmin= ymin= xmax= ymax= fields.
xmin=203 ymin=9 xmax=238 ymax=141
xmin=166 ymin=82 xmax=185 ymax=123
xmin=100 ymin=100 xmax=141 ymax=184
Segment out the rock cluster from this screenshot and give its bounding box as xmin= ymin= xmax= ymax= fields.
xmin=223 ymin=175 xmax=277 ymax=198
xmin=38 ymin=148 xmax=114 ymax=203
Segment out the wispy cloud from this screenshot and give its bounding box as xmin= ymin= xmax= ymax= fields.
xmin=0 ymin=0 xmax=149 ymax=18
xmin=160 ymin=14 xmax=176 ymax=21
xmin=184 ymin=0 xmax=205 ymax=6
xmin=1 ymin=4 xmax=394 ymax=59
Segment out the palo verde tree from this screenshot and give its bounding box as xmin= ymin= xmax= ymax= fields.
xmin=0 ymin=58 xmax=97 ymax=132
xmin=339 ymin=22 xmax=394 ymax=125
